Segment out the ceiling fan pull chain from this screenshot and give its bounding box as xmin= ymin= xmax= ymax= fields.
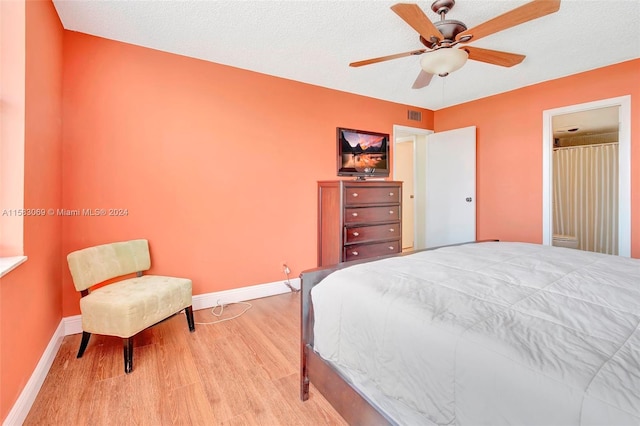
xmin=442 ymin=77 xmax=446 ymax=105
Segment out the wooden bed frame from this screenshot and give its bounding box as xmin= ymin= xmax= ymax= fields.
xmin=299 ymin=254 xmax=395 ymax=425
xmin=299 ymin=242 xmax=496 ymax=425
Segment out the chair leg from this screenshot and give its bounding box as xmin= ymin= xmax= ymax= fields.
xmin=77 ymin=331 xmax=91 ymax=358
xmin=185 ymin=306 xmax=195 ymax=332
xmin=123 ymin=337 xmax=133 ymax=374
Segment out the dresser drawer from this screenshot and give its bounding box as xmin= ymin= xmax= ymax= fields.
xmin=343 ymin=240 xmax=401 ymax=262
xmin=344 ymin=223 xmax=400 ymax=244
xmin=344 ymin=206 xmax=400 ymax=224
xmin=344 ymin=186 xmax=400 ymax=206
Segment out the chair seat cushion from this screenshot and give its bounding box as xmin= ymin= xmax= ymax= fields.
xmin=80 ymin=275 xmax=192 ymax=338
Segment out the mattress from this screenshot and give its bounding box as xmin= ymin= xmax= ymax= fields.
xmin=311 ymin=242 xmax=640 ymax=425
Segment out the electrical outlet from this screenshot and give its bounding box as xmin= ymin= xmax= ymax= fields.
xmin=282 ymin=263 xmax=291 ymax=275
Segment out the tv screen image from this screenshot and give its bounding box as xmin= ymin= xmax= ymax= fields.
xmin=337 ymin=127 xmax=389 ymax=179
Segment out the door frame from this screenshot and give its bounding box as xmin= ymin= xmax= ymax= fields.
xmin=395 ymin=134 xmax=416 ymax=250
xmin=392 ymin=125 xmax=433 ymax=250
xmin=541 ymin=95 xmax=631 ymax=257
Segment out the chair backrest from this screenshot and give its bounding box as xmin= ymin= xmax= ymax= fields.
xmin=67 ymin=239 xmax=151 ymax=292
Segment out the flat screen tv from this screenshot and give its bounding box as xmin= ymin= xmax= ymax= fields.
xmin=337 ymin=127 xmax=390 ymax=180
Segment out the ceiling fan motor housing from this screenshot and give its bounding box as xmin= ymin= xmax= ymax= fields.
xmin=420 ymin=20 xmax=467 ymax=48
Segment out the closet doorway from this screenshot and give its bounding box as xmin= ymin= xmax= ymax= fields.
xmin=393 ymin=125 xmax=432 ymax=251
xmin=393 ymin=125 xmax=475 ymax=251
xmin=542 ymin=96 xmax=631 ymax=257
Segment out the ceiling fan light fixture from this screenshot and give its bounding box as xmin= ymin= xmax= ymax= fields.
xmin=420 ymin=48 xmax=468 ymax=76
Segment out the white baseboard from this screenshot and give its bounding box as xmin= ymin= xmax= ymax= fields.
xmin=191 ymin=277 xmax=300 ymax=311
xmin=3 ymin=321 xmax=65 ymax=426
xmin=4 ymin=278 xmax=301 ymax=424
xmin=63 ymin=314 xmax=82 ymax=336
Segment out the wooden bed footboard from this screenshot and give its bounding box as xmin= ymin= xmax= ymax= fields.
xmin=299 ymin=258 xmax=394 ymax=425
xmin=300 ymin=264 xmax=335 ymax=401
xmin=299 ymin=241 xmax=497 ymax=424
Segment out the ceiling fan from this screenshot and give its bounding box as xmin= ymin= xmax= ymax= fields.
xmin=350 ymin=0 xmax=561 ymax=88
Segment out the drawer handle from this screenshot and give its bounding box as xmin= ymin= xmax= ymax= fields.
xmin=352 ymin=193 xmax=359 ymax=197
xmin=389 ymin=210 xmax=394 ymax=215
xmin=353 ymin=231 xmax=360 ymax=237
xmin=389 ymin=246 xmax=395 ymax=250
xmin=389 ymin=228 xmax=394 ymax=232
xmin=352 ymin=251 xmax=359 ymax=256
xmin=389 ymin=192 xmax=394 ymax=196
xmin=352 ymin=212 xmax=358 ymax=217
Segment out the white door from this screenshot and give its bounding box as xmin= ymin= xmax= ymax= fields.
xmin=424 ymin=126 xmax=476 ymax=248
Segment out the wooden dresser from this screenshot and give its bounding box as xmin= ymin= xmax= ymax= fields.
xmin=317 ymin=180 xmax=402 ymax=266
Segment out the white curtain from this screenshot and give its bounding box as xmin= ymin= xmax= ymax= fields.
xmin=552 ymin=143 xmax=618 ymax=255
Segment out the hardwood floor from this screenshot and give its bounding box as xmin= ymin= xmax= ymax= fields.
xmin=24 ymin=293 xmax=347 ymax=425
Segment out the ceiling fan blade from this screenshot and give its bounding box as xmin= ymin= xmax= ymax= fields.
xmin=463 ymin=46 xmax=525 ymax=67
xmin=412 ymin=70 xmax=434 ymax=89
xmin=391 ymin=3 xmax=443 ymax=43
xmin=456 ymin=0 xmax=561 ymax=43
xmin=349 ymin=49 xmax=427 ymax=67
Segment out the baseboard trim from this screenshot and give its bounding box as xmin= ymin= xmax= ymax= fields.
xmin=63 ymin=314 xmax=82 ymax=336
xmin=191 ymin=278 xmax=301 ymax=311
xmin=4 ymin=278 xmax=301 ymax=424
xmin=3 ymin=321 xmax=65 ymax=426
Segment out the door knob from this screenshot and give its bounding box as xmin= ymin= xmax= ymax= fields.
xmin=465 ymin=197 xmax=473 ymax=202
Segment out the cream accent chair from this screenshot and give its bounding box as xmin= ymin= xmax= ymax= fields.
xmin=67 ymin=239 xmax=195 ymax=373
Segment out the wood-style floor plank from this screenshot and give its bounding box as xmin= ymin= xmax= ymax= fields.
xmin=24 ymin=293 xmax=347 ymax=425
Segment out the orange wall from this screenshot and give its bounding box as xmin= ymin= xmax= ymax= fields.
xmin=0 ymin=0 xmax=63 ymax=421
xmin=434 ymin=59 xmax=640 ymax=257
xmin=61 ymin=32 xmax=434 ymax=316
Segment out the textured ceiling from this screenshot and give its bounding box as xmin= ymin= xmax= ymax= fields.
xmin=52 ymin=0 xmax=640 ymax=110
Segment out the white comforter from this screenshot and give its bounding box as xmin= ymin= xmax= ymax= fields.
xmin=311 ymin=242 xmax=640 ymax=425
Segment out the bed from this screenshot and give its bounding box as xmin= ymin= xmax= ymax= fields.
xmin=299 ymin=241 xmax=640 ymax=425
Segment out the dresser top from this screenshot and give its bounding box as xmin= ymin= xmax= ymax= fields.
xmin=318 ymin=180 xmax=402 ymax=187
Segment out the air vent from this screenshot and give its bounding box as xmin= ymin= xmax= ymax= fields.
xmin=407 ymin=110 xmax=422 ymax=122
